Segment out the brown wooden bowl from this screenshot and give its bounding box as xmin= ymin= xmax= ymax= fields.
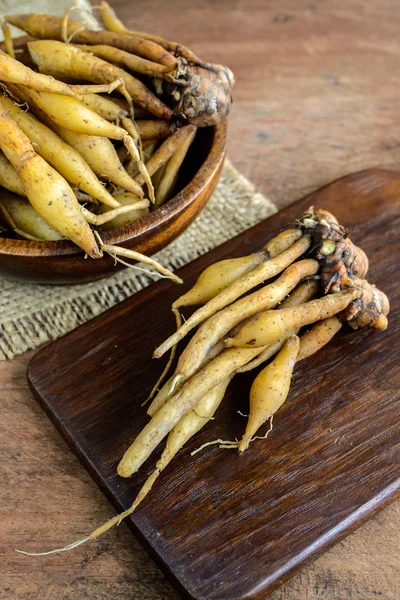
xmin=0 ymin=120 xmax=227 ymax=284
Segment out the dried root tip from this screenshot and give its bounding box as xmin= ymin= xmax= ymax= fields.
xmin=238 ymin=416 xmax=274 ymax=454
xmin=190 ymin=439 xmax=238 ymax=456
xmin=121 ymin=116 xmax=139 ymax=141
xmin=94 ymin=231 xmax=182 ymax=284
xmin=237 ymin=410 xmax=249 ymax=417
xmin=69 ymin=80 xmax=123 ymax=95
xmin=72 ymin=79 xmax=122 ymax=95
xmin=15 ymin=467 xmax=162 ymax=556
xmin=90 ymin=468 xmax=160 ymax=539
xmin=61 ymin=9 xmax=90 ymax=44
xmin=117 ymin=81 xmax=135 ymax=117
xmin=82 ymin=202 xmax=149 ymax=226
xmin=138 ymin=161 xmax=155 ymax=203
xmin=122 ymin=135 xmax=155 ymax=202
xmin=15 ymin=536 xmax=90 ymax=556
xmin=61 ymin=10 xmax=71 ymax=43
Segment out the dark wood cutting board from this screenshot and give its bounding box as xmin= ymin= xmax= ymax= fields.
xmin=28 ymin=169 xmax=400 ymax=600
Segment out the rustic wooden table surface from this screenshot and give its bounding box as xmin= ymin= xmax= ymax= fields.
xmin=1 ymin=0 xmax=400 ymax=599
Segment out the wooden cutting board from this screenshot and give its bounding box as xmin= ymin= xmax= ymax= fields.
xmin=28 ymin=169 xmax=400 ymax=600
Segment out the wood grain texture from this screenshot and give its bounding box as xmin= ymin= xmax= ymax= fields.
xmin=112 ymin=0 xmax=400 ymax=210
xmin=0 ymin=121 xmax=226 ymax=284
xmin=25 ymin=169 xmax=400 ymax=600
xmin=2 ymin=0 xmax=400 ymax=597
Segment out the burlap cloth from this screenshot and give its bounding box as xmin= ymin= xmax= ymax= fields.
xmin=0 ymin=159 xmax=277 ymax=360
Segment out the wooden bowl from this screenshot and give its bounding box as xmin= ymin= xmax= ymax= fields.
xmin=0 ymin=120 xmax=227 ymax=284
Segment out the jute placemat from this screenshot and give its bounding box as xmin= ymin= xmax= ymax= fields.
xmin=0 ymin=160 xmax=277 ymax=360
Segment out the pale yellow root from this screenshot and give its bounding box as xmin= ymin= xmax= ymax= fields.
xmin=0 ymin=191 xmax=63 ymax=241
xmin=0 ymin=152 xmax=26 ymax=196
xmin=89 ymin=469 xmax=161 ymax=538
xmin=81 ymin=201 xmax=148 ymax=226
xmin=121 ymin=117 xmax=141 ymax=144
xmin=226 ymin=288 xmax=360 ymax=349
xmin=118 ymin=346 xmax=266 ymax=477
xmin=59 ymin=130 xmax=144 ymax=197
xmin=15 ymin=537 xmax=91 ymax=556
xmin=132 ymin=126 xmax=198 ymax=192
xmin=95 ymin=235 xmax=182 ymax=284
xmin=190 ymin=438 xmax=238 ymax=455
xmin=172 ymin=227 xmax=302 ymax=311
xmin=97 ymin=192 xmax=149 ymax=230
xmin=123 ymin=141 xmax=158 ymax=177
xmin=146 ymin=372 xmax=184 ymax=415
xmin=297 ymin=316 xmax=342 ymax=361
xmin=27 ymin=39 xmax=173 ymax=119
xmin=75 ymin=91 xmax=129 ymax=122
xmin=75 ymin=92 xmax=141 ymax=148
xmin=153 ymin=235 xmax=311 ymax=359
xmin=18 ymin=82 xmax=147 ymax=176
xmin=263 ymin=227 xmax=302 ymax=255
xmin=0 ymin=101 xmax=100 ymax=258
xmin=14 ymin=78 xmax=134 ymax=184
xmin=136 ymin=120 xmax=176 ymax=141
xmin=172 ymin=255 xmax=267 ymax=310
xmin=135 ymin=158 xmax=155 ymax=204
xmin=178 ymin=259 xmax=318 ymax=379
xmin=137 ymin=377 xmax=230 ymax=501
xmin=148 ymin=232 xmax=307 ymax=415
xmin=238 ymin=315 xmax=343 ymax=454
xmin=0 ymin=49 xmax=116 ymax=98
xmin=239 ymin=336 xmax=300 ymax=453
xmin=154 ymin=127 xmax=197 ymax=208
xmin=148 ymin=259 xmax=318 ymax=417
xmin=70 ymin=80 xmax=123 ymax=95
xmin=1 ymin=94 xmax=121 ymax=208
xmin=6 ymin=12 xmax=179 ymax=70
xmin=72 ymin=43 xmax=181 ymax=82
xmin=100 ymin=1 xmax=129 ymax=33
xmin=238 ymin=312 xmax=343 ymax=376
xmin=237 ymin=280 xmax=320 ymax=373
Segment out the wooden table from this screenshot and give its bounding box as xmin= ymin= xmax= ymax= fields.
xmin=2 ymin=1 xmax=399 ymax=598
